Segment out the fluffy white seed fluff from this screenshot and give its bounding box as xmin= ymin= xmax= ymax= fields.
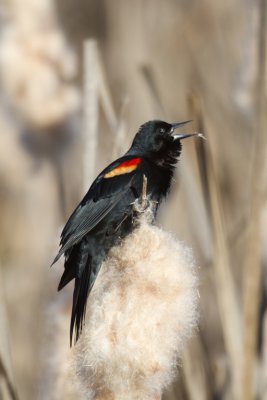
xmin=74 ymin=213 xmax=199 ymax=400
xmin=0 ymin=0 xmax=79 ymax=128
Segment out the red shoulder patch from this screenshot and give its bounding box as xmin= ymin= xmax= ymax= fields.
xmin=104 ymin=158 xmax=141 ymax=178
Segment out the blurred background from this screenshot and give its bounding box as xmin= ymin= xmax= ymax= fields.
xmin=0 ymin=0 xmax=266 ymax=399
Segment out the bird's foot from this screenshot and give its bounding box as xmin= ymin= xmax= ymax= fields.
xmin=132 ymin=198 xmax=149 ymax=214
xmin=131 ymin=174 xmax=158 ymax=223
xmin=132 ymin=174 xmax=150 ymax=213
xmin=132 ymin=198 xmax=158 ymax=213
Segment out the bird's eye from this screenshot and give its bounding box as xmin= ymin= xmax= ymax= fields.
xmin=160 ymin=128 xmax=165 ymax=133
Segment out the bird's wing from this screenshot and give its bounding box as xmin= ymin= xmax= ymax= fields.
xmin=52 ymin=156 xmax=142 ymax=264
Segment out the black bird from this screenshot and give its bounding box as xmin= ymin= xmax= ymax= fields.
xmin=52 ymin=120 xmax=197 ymax=344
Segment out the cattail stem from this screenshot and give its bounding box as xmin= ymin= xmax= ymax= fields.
xmin=83 ymin=39 xmax=99 ymax=190
xmin=189 ymin=94 xmax=242 ymax=400
xmin=141 ymin=174 xmax=148 ymax=208
xmin=242 ymin=0 xmax=267 ymax=398
xmin=0 ymin=267 xmax=19 ymax=400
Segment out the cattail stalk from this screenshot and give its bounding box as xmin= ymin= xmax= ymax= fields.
xmin=190 ymin=94 xmax=242 ymax=400
xmin=0 ymin=267 xmax=18 ymax=400
xmin=242 ymin=0 xmax=267 ymax=398
xmin=83 ymin=39 xmax=99 ymax=190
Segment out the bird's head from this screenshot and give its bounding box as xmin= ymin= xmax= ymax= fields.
xmin=129 ymin=120 xmax=197 ymax=167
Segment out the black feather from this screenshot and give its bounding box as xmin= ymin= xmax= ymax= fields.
xmin=69 ymin=240 xmax=90 ymax=344
xmin=52 ymin=175 xmax=136 ymax=266
xmin=57 ymin=245 xmax=79 ymax=291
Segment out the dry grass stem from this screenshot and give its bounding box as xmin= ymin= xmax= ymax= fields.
xmin=191 ymin=94 xmax=243 ymax=400
xmin=182 ymin=338 xmax=209 ymax=400
xmin=242 ymin=0 xmax=267 ymax=398
xmin=0 ymin=268 xmax=18 ymax=400
xmin=111 ymin=97 xmax=128 ymax=160
xmin=0 ymin=0 xmax=79 ymax=128
xmin=97 ymin=49 xmax=117 ymax=131
xmin=83 ymin=40 xmax=128 ymax=174
xmin=207 ymin=145 xmax=242 ymax=399
xmin=96 ymin=45 xmax=128 ymax=160
xmin=83 ymin=39 xmax=99 ymax=189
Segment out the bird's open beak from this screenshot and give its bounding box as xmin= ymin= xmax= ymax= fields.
xmin=171 ymin=120 xmax=195 ymax=140
xmin=173 ymin=133 xmax=198 ymax=140
xmin=171 ymin=120 xmax=192 ymax=130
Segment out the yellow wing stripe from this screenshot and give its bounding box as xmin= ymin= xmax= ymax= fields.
xmin=104 ymin=165 xmax=138 ymax=178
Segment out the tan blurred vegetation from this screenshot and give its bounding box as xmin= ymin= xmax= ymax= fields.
xmin=0 ymin=0 xmax=266 ymax=399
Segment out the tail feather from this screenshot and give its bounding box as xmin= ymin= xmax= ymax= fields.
xmin=70 ymin=259 xmax=92 ymax=345
xmin=56 ymin=239 xmax=101 ymax=345
xmin=69 ymin=240 xmax=92 ymax=345
xmin=57 ymin=246 xmax=80 ymax=291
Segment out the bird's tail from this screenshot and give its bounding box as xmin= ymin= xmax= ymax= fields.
xmin=57 ymin=240 xmax=93 ymax=345
xmin=70 ymin=256 xmax=92 ymax=345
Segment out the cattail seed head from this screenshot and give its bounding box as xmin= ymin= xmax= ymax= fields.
xmin=74 ymin=212 xmax=199 ymax=399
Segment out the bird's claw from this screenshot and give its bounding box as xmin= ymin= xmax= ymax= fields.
xmin=132 ymin=198 xmax=149 ymax=214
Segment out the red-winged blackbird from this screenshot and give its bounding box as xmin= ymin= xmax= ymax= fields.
xmin=52 ymin=120 xmax=197 ymax=344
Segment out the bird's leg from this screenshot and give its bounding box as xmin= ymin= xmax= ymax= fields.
xmin=132 ymin=174 xmax=149 ymax=214
xmin=141 ymin=174 xmax=148 ymax=209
